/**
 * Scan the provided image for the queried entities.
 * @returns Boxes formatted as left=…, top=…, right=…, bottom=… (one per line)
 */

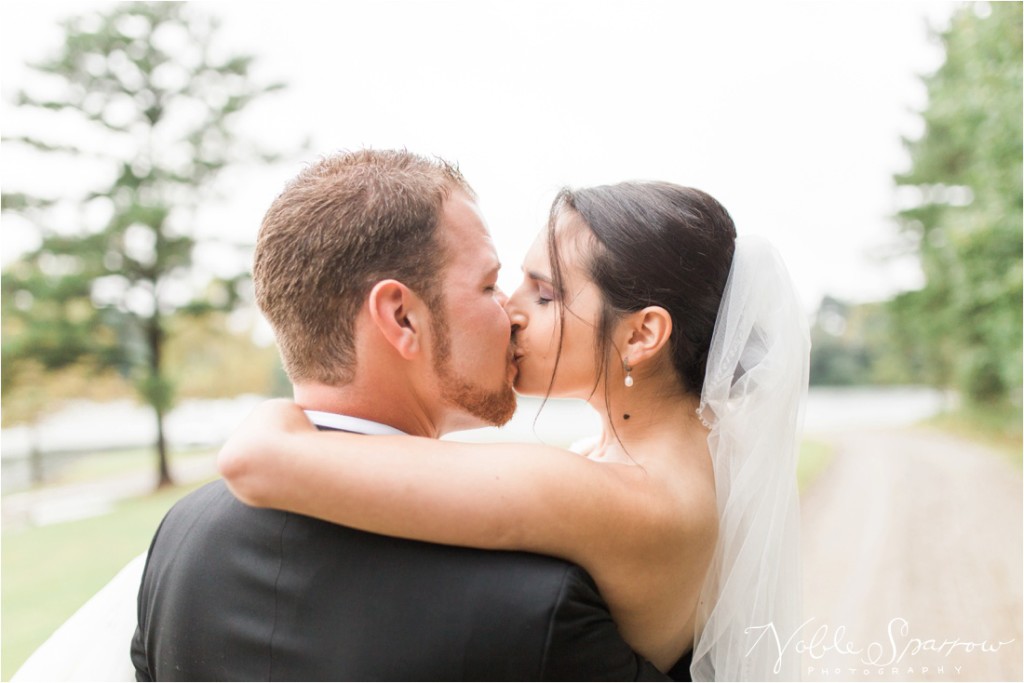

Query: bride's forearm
left=225, top=430, right=569, bottom=552
left=217, top=407, right=659, bottom=565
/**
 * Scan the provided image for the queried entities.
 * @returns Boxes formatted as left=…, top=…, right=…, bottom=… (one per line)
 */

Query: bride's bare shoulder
left=554, top=434, right=716, bottom=565
left=647, top=446, right=718, bottom=548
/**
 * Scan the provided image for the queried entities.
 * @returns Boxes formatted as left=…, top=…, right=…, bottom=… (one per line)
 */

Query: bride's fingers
left=218, top=400, right=307, bottom=502
left=241, top=399, right=314, bottom=434
left=264, top=399, right=315, bottom=433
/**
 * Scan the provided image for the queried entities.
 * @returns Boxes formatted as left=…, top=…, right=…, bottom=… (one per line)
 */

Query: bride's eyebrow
left=524, top=269, right=552, bottom=284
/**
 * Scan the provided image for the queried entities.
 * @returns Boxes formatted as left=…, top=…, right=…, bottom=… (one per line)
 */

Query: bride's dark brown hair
left=543, top=182, right=737, bottom=406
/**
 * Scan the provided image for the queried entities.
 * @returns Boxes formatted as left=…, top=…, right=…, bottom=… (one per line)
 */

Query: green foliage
left=164, top=313, right=281, bottom=399
left=2, top=2, right=287, bottom=485
left=809, top=296, right=920, bottom=386
left=891, top=3, right=1023, bottom=408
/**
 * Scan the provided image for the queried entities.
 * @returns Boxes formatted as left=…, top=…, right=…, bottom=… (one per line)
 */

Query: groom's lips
left=506, top=349, right=520, bottom=383
left=509, top=348, right=523, bottom=377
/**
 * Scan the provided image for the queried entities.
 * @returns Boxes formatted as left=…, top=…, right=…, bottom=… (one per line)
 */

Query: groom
left=131, top=150, right=671, bottom=681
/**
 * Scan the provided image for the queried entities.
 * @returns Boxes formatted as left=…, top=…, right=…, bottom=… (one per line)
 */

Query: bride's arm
left=217, top=400, right=673, bottom=571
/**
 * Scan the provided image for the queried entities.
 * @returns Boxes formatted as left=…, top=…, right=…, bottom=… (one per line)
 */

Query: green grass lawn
left=797, top=439, right=834, bottom=492
left=1, top=480, right=211, bottom=681
left=924, top=405, right=1023, bottom=467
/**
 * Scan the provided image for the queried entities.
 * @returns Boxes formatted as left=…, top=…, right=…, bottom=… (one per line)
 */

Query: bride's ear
left=367, top=279, right=427, bottom=359
left=620, top=306, right=673, bottom=366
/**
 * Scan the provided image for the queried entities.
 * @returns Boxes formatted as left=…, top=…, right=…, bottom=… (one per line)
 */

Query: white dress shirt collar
left=303, top=410, right=407, bottom=436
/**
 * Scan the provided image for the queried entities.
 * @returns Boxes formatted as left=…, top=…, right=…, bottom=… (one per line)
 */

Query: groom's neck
left=292, top=381, right=442, bottom=439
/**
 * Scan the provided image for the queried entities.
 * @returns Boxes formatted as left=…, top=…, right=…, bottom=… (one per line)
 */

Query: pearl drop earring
left=624, top=360, right=634, bottom=388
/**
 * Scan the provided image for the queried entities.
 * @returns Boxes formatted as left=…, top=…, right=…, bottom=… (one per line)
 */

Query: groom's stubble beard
left=430, top=306, right=517, bottom=427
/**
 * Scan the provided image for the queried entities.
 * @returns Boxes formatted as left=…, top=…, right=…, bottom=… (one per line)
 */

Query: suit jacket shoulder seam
left=267, top=511, right=292, bottom=681
left=537, top=563, right=577, bottom=679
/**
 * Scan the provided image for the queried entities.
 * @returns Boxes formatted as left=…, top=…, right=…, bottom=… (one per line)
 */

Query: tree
left=891, top=2, right=1022, bottom=407
left=809, top=296, right=922, bottom=387
left=2, top=2, right=286, bottom=487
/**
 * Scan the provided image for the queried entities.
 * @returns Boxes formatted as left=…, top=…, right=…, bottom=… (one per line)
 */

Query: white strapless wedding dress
left=12, top=553, right=145, bottom=682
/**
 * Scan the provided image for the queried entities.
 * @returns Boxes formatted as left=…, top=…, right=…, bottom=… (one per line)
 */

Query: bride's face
left=506, top=211, right=606, bottom=399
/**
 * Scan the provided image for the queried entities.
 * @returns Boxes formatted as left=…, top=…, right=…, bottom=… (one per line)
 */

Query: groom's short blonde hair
left=254, top=149, right=473, bottom=385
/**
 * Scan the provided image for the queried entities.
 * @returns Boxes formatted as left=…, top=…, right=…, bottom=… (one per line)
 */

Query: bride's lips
left=509, top=349, right=523, bottom=381
left=507, top=346, right=521, bottom=376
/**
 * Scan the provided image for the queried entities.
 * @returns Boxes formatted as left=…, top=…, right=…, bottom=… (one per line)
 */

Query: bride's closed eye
left=534, top=283, right=554, bottom=306
left=524, top=272, right=555, bottom=306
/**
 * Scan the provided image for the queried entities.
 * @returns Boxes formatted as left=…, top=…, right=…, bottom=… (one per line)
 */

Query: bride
left=13, top=180, right=808, bottom=682
left=217, top=181, right=810, bottom=680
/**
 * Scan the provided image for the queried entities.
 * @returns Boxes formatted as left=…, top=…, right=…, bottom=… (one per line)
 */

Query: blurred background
left=1, top=1, right=1020, bottom=680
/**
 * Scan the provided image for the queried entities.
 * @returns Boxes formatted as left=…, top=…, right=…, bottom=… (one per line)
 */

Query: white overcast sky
left=1, top=1, right=958, bottom=311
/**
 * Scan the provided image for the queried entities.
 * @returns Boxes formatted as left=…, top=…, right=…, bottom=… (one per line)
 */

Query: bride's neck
left=588, top=373, right=706, bottom=463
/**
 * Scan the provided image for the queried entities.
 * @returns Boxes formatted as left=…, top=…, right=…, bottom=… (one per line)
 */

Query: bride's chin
left=512, top=362, right=563, bottom=398
left=512, top=376, right=546, bottom=397
left=513, top=377, right=561, bottom=399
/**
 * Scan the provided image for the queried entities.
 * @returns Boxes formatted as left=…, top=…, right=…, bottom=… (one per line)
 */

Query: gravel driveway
left=799, top=428, right=1022, bottom=681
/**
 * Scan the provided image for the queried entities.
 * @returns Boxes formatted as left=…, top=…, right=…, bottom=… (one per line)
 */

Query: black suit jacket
left=131, top=480, right=684, bottom=681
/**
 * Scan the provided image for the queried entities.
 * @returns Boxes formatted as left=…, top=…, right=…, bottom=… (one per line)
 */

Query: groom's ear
left=367, top=279, right=428, bottom=360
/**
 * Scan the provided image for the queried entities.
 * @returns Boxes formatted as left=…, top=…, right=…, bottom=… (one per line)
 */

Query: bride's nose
left=504, top=289, right=527, bottom=334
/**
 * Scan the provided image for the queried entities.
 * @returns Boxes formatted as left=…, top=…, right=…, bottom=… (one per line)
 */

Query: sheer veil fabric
left=691, top=236, right=810, bottom=681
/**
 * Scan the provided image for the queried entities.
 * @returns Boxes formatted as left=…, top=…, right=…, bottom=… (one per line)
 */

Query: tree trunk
left=155, top=404, right=172, bottom=488
left=148, top=311, right=174, bottom=489
left=29, top=420, right=44, bottom=486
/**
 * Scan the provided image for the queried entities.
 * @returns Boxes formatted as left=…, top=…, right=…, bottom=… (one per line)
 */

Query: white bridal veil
left=691, top=236, right=810, bottom=681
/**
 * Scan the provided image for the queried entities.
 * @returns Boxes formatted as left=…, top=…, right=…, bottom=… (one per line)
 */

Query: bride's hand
left=217, top=399, right=315, bottom=506
left=244, top=398, right=316, bottom=434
